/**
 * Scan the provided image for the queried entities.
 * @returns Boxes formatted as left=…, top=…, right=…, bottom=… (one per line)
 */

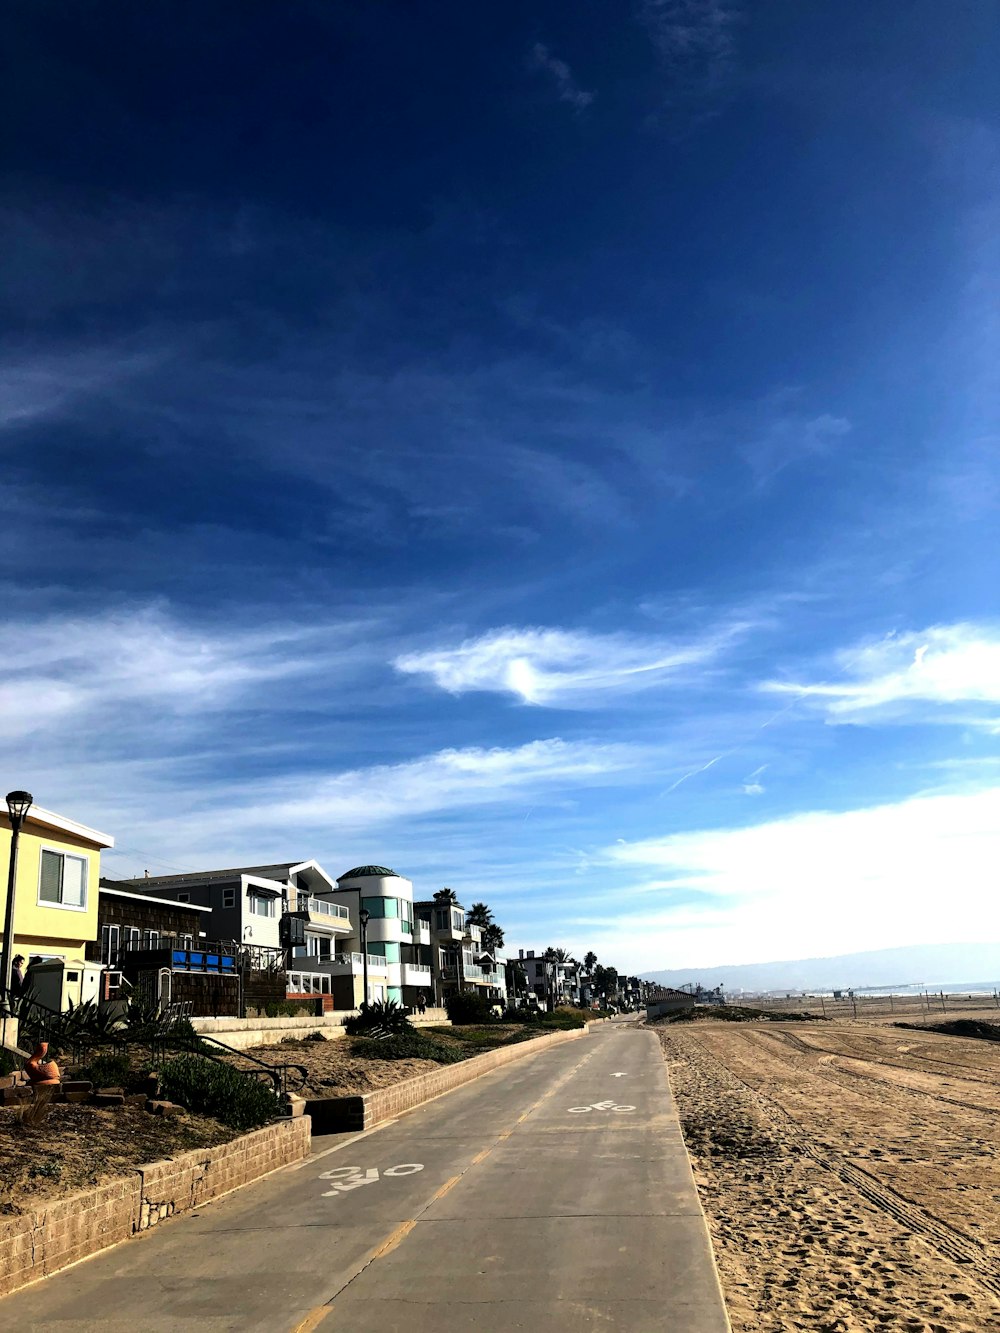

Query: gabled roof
left=8, top=804, right=115, bottom=849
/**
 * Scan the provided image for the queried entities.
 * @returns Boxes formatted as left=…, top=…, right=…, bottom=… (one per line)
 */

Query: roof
left=99, top=884, right=213, bottom=912
left=337, top=865, right=398, bottom=881
left=118, top=862, right=310, bottom=888
left=5, top=804, right=115, bottom=850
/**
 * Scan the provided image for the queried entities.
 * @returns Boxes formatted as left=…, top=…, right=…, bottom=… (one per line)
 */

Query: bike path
left=0, top=1023, right=730, bottom=1331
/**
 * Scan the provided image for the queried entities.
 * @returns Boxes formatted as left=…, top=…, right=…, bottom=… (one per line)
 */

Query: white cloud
left=602, top=787, right=1000, bottom=965
left=763, top=623, right=1000, bottom=723
left=741, top=763, right=766, bottom=795
left=394, top=624, right=737, bottom=705
left=527, top=44, right=594, bottom=113
left=0, top=345, right=159, bottom=433
left=0, top=605, right=342, bottom=738
left=637, top=0, right=739, bottom=109
left=93, top=737, right=641, bottom=877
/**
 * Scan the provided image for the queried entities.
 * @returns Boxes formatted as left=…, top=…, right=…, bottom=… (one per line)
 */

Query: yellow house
left=1, top=803, right=115, bottom=973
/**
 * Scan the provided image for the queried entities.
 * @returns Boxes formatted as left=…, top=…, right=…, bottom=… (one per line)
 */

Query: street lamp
left=359, top=907, right=371, bottom=1010
left=1, top=790, right=33, bottom=1021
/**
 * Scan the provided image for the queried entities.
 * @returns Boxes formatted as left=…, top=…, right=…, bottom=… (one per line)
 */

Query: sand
left=655, top=1019, right=1000, bottom=1332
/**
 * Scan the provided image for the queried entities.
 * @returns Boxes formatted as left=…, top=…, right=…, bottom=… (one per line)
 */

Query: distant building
left=646, top=988, right=696, bottom=1020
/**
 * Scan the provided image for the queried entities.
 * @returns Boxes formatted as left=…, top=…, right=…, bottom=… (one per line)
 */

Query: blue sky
left=3, top=1, right=999, bottom=972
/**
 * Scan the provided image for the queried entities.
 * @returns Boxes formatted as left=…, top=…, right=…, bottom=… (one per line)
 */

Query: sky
left=3, top=1, right=999, bottom=974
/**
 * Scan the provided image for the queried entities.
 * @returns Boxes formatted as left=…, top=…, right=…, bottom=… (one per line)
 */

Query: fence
left=744, top=992, right=1000, bottom=1020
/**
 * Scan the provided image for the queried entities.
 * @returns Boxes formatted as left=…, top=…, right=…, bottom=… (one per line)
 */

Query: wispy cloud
left=741, top=763, right=766, bottom=795
left=394, top=624, right=741, bottom=705
left=763, top=623, right=1000, bottom=726
left=0, top=345, right=159, bottom=434
left=637, top=0, right=740, bottom=117
left=527, top=44, right=595, bottom=113
left=604, top=786, right=1000, bottom=963
left=0, top=604, right=372, bottom=739
left=743, top=410, right=851, bottom=486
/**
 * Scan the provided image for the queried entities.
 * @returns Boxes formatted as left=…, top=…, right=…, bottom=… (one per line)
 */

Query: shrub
left=160, top=1055, right=279, bottom=1130
left=344, top=999, right=412, bottom=1037
left=82, top=1052, right=131, bottom=1089
left=0, top=1047, right=18, bottom=1076
left=351, top=1033, right=465, bottom=1064
left=444, top=991, right=497, bottom=1025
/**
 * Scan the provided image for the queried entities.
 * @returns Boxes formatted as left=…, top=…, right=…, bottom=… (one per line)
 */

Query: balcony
left=296, top=897, right=353, bottom=933
left=330, top=951, right=388, bottom=975
left=415, top=921, right=431, bottom=946
left=400, top=963, right=432, bottom=987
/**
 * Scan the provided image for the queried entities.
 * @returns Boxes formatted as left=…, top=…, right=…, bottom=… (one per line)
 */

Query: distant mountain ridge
left=642, top=942, right=1000, bottom=994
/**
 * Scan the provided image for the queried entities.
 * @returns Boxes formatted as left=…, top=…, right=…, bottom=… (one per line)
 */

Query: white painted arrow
left=610, top=1072, right=628, bottom=1078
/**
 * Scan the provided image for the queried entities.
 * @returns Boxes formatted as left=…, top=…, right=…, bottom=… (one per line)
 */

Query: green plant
left=0, top=1047, right=18, bottom=1076
left=82, top=1052, right=131, bottom=1089
left=29, top=1160, right=62, bottom=1179
left=351, top=1033, right=465, bottom=1064
left=344, top=999, right=412, bottom=1037
left=160, top=1055, right=279, bottom=1130
left=444, top=991, right=496, bottom=1025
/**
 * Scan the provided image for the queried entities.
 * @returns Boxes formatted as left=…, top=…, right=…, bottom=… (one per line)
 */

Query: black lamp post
left=359, top=907, right=371, bottom=1010
left=1, top=791, right=33, bottom=1021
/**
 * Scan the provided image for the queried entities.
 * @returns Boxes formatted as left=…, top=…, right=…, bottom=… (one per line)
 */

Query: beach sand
left=656, top=1019, right=1000, bottom=1332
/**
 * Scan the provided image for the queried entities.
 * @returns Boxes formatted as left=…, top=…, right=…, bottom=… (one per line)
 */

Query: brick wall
left=0, top=1117, right=310, bottom=1299
left=306, top=1026, right=586, bottom=1132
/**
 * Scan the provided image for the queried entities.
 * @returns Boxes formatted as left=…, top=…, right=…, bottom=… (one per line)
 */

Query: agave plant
left=344, top=998, right=413, bottom=1039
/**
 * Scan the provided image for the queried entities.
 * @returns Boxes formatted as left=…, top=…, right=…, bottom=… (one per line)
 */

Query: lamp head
left=359, top=908, right=371, bottom=930
left=6, top=791, right=32, bottom=827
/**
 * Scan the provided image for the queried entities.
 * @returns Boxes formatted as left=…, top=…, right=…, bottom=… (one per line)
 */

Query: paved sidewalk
left=0, top=1023, right=731, bottom=1331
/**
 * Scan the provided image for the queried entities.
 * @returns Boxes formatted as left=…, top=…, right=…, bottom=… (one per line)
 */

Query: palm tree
left=433, top=887, right=459, bottom=904
left=481, top=923, right=505, bottom=954
left=466, top=902, right=493, bottom=927
left=584, top=950, right=597, bottom=974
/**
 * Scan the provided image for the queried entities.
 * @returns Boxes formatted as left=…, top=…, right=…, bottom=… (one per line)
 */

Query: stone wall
left=192, top=1009, right=450, bottom=1050
left=306, top=1026, right=586, bottom=1133
left=0, top=1117, right=310, bottom=1298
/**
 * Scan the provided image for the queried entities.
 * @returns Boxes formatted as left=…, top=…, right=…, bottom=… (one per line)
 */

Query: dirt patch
left=0, top=1102, right=236, bottom=1215
left=647, top=1004, right=821, bottom=1025
left=659, top=1020, right=1000, bottom=1332
left=896, top=1019, right=1000, bottom=1043
left=245, top=1039, right=441, bottom=1096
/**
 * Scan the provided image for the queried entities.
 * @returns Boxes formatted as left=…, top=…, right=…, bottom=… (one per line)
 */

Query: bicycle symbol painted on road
left=567, top=1099, right=635, bottom=1114
left=319, top=1163, right=424, bottom=1196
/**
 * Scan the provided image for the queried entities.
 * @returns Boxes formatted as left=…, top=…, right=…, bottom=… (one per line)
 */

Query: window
left=361, top=896, right=398, bottom=919
left=180, top=934, right=193, bottom=948
left=100, top=924, right=120, bottom=965
left=122, top=927, right=140, bottom=951
left=38, top=849, right=88, bottom=909
left=434, top=909, right=448, bottom=931
left=249, top=893, right=275, bottom=918
left=222, top=888, right=236, bottom=909
left=142, top=930, right=159, bottom=949
left=452, top=909, right=464, bottom=933
left=177, top=892, right=190, bottom=903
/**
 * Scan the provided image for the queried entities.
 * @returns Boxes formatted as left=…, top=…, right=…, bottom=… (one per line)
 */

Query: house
left=86, top=884, right=242, bottom=1016
left=327, top=866, right=432, bottom=1010
left=120, top=860, right=348, bottom=1012
left=1, top=801, right=115, bottom=1009
left=413, top=896, right=508, bottom=1006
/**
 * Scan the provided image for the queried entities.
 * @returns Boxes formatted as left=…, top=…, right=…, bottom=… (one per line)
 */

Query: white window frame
left=37, top=846, right=89, bottom=913
left=249, top=892, right=276, bottom=918
left=100, top=923, right=120, bottom=965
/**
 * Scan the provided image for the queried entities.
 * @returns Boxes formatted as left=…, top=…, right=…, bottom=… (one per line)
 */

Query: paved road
left=2, top=1023, right=730, bottom=1331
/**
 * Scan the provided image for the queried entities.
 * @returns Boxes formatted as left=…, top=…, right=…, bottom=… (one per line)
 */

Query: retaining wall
left=306, top=1025, right=586, bottom=1133
left=0, top=1117, right=310, bottom=1298
left=191, top=1010, right=449, bottom=1050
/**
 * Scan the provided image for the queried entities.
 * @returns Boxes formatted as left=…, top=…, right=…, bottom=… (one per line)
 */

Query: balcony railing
left=330, top=951, right=388, bottom=974
left=297, top=896, right=351, bottom=922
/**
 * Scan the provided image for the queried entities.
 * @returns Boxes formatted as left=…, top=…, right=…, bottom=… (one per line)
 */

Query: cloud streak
left=394, top=624, right=741, bottom=705
left=527, top=44, right=595, bottom=113
left=763, top=623, right=1000, bottom=725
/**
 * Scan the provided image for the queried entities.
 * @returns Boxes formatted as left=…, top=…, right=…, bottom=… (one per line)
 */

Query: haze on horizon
left=3, top=2, right=999, bottom=974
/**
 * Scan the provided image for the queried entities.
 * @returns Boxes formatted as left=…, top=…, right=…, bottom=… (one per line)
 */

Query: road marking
left=431, top=1174, right=463, bottom=1201
left=610, top=1072, right=628, bottom=1078
left=319, top=1164, right=424, bottom=1196
left=369, top=1217, right=417, bottom=1259
left=568, top=1100, right=636, bottom=1114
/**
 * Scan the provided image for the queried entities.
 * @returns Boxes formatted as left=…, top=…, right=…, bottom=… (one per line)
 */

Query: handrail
left=177, top=1031, right=308, bottom=1095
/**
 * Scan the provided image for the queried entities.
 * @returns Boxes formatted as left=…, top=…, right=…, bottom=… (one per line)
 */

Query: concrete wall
left=0, top=1118, right=310, bottom=1299
left=191, top=1009, right=450, bottom=1050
